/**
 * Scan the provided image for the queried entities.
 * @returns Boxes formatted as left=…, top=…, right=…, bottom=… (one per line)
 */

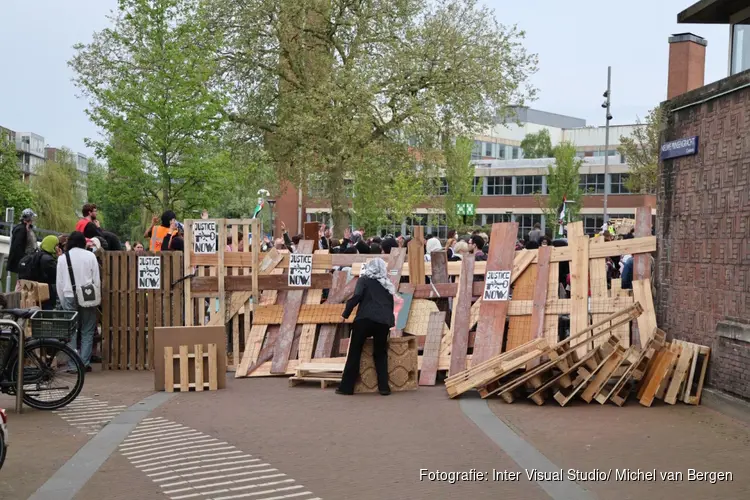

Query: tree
left=618, top=105, right=662, bottom=194
left=542, top=142, right=582, bottom=237
left=31, top=148, right=80, bottom=233
left=70, top=0, right=230, bottom=216
left=0, top=137, right=33, bottom=222
left=209, top=0, right=537, bottom=236
left=443, top=136, right=479, bottom=233
left=520, top=129, right=554, bottom=159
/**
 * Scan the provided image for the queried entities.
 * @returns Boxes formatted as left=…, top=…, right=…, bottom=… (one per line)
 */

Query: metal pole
left=603, top=66, right=612, bottom=226
left=4, top=208, right=14, bottom=293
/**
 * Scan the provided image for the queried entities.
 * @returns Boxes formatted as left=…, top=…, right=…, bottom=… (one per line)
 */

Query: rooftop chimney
left=667, top=33, right=707, bottom=100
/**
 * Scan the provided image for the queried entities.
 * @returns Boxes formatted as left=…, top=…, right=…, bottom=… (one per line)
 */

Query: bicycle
left=0, top=308, right=85, bottom=410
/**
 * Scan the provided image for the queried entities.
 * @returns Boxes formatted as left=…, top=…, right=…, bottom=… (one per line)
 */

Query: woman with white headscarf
left=424, top=236, right=442, bottom=262
left=338, top=258, right=395, bottom=395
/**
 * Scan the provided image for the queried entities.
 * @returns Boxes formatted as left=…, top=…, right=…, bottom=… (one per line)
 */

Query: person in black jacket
left=7, top=208, right=38, bottom=276
left=338, top=258, right=395, bottom=396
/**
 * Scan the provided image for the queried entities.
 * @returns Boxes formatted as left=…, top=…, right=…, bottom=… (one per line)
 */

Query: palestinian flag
left=557, top=196, right=567, bottom=236
left=252, top=199, right=265, bottom=219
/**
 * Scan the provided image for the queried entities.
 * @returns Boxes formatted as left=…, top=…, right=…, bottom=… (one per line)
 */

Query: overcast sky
left=0, top=0, right=731, bottom=157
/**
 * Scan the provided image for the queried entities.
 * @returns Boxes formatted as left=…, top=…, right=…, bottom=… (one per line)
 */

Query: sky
left=0, top=0, right=732, bottom=158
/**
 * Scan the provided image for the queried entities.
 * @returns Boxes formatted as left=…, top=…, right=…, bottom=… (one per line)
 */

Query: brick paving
left=2, top=369, right=750, bottom=500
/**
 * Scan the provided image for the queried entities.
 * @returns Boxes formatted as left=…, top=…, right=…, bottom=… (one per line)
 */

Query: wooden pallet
left=164, top=344, right=219, bottom=392
left=289, top=376, right=341, bottom=389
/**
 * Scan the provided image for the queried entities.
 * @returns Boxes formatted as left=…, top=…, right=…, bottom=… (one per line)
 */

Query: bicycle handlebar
left=0, top=309, right=36, bottom=320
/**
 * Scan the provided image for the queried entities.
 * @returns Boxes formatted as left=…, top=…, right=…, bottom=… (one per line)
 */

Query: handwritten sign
left=193, top=221, right=217, bottom=254
left=288, top=254, right=313, bottom=287
left=483, top=270, right=511, bottom=301
left=138, top=256, right=161, bottom=290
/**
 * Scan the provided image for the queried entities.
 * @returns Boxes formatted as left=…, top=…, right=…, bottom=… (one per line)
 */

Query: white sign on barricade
left=193, top=221, right=217, bottom=254
left=483, top=270, right=511, bottom=301
left=138, top=256, right=161, bottom=289
left=288, top=254, right=313, bottom=287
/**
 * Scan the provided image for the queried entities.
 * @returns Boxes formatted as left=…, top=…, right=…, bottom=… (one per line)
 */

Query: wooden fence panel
left=101, top=251, right=184, bottom=370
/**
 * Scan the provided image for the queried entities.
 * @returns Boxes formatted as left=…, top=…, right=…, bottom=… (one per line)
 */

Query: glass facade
left=471, top=140, right=508, bottom=160
left=517, top=214, right=542, bottom=239
left=610, top=173, right=630, bottom=194
left=516, top=175, right=543, bottom=195
left=486, top=176, right=513, bottom=195
left=579, top=174, right=606, bottom=194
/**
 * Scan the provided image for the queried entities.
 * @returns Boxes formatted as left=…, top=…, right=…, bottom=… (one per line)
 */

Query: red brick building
left=658, top=1, right=750, bottom=399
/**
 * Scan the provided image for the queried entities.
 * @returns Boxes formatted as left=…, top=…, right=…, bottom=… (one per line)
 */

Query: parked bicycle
left=0, top=307, right=85, bottom=410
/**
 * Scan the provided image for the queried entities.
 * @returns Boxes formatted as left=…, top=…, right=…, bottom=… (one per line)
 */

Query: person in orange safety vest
left=145, top=210, right=177, bottom=252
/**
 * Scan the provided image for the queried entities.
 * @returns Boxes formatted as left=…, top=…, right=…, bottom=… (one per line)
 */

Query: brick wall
left=658, top=71, right=750, bottom=397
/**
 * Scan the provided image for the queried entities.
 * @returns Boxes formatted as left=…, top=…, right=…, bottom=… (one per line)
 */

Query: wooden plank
left=632, top=279, right=656, bottom=346
left=137, top=285, right=145, bottom=370
left=589, top=238, right=611, bottom=349
left=111, top=252, right=120, bottom=369
left=631, top=206, right=652, bottom=347
left=164, top=346, right=174, bottom=392
left=655, top=344, right=681, bottom=400
left=251, top=219, right=260, bottom=309
left=419, top=311, right=446, bottom=386
left=683, top=343, right=699, bottom=403
left=217, top=220, right=227, bottom=328
left=304, top=222, right=320, bottom=251
left=665, top=343, right=693, bottom=404
left=473, top=222, right=519, bottom=364
left=506, top=264, right=537, bottom=351
left=531, top=246, right=552, bottom=340
left=543, top=257, right=560, bottom=346
left=128, top=252, right=137, bottom=369
left=408, top=238, right=426, bottom=286
left=430, top=251, right=450, bottom=284
left=191, top=273, right=333, bottom=293
left=298, top=289, right=323, bottom=363
left=208, top=343, right=218, bottom=390
left=639, top=347, right=677, bottom=407
left=101, top=252, right=110, bottom=370
left=172, top=252, right=183, bottom=326
left=689, top=346, right=710, bottom=405
left=581, top=344, right=629, bottom=403
left=387, top=248, right=408, bottom=337
left=152, top=273, right=163, bottom=370
left=314, top=270, right=349, bottom=359
left=194, top=344, right=204, bottom=392
left=162, top=253, right=172, bottom=326
left=179, top=345, right=190, bottom=392
left=147, top=286, right=155, bottom=369
left=271, top=240, right=314, bottom=373
left=184, top=221, right=194, bottom=326
left=448, top=253, right=476, bottom=375
left=569, top=227, right=590, bottom=356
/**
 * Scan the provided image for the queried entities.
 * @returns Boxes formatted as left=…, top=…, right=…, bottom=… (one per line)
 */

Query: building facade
left=15, top=132, right=46, bottom=181
left=274, top=108, right=653, bottom=239
left=657, top=0, right=750, bottom=400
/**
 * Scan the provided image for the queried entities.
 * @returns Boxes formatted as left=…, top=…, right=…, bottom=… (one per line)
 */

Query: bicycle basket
left=30, top=310, right=78, bottom=340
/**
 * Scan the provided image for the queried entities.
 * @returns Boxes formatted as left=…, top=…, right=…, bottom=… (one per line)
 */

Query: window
left=515, top=175, right=543, bottom=195
left=308, top=175, right=325, bottom=198
left=472, top=140, right=482, bottom=159
left=517, top=214, right=542, bottom=240
left=438, top=177, right=449, bottom=195
left=497, top=146, right=506, bottom=160
left=583, top=215, right=604, bottom=236
left=485, top=142, right=493, bottom=157
left=428, top=214, right=449, bottom=240
left=485, top=213, right=512, bottom=225
left=579, top=174, right=605, bottom=194
left=406, top=214, right=427, bottom=237
left=732, top=19, right=750, bottom=75
left=512, top=147, right=520, bottom=159
left=486, top=176, right=512, bottom=195
left=381, top=215, right=403, bottom=237
left=306, top=212, right=329, bottom=225
left=472, top=176, right=482, bottom=194
left=610, top=173, right=630, bottom=194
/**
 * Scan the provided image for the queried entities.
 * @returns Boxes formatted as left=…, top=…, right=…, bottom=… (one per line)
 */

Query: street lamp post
left=602, top=66, right=613, bottom=227
left=267, top=199, right=276, bottom=239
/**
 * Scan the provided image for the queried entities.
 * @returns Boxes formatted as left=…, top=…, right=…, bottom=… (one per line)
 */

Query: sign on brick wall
left=660, top=136, right=699, bottom=160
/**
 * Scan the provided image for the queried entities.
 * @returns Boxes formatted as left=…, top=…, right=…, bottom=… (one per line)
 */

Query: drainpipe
left=298, top=188, right=303, bottom=235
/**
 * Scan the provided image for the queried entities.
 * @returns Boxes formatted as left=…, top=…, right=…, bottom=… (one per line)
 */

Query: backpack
left=17, top=250, right=43, bottom=281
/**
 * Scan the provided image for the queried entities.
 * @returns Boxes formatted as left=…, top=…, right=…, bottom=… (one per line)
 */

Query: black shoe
left=379, top=390, right=391, bottom=396
left=85, top=366, right=92, bottom=373
left=335, top=389, right=352, bottom=395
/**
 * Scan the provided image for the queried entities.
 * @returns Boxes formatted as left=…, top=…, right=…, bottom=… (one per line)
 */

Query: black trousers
left=339, top=319, right=391, bottom=394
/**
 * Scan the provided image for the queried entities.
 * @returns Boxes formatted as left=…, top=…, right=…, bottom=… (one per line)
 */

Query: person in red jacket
left=75, top=203, right=97, bottom=233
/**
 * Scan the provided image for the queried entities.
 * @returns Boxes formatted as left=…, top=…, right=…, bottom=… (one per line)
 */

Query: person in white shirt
left=56, top=231, right=101, bottom=372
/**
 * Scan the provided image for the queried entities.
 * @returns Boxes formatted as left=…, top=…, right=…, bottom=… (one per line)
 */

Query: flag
left=557, top=196, right=567, bottom=236
left=252, top=199, right=265, bottom=218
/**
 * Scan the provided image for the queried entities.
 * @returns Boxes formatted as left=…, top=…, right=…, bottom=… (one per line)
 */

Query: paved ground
left=1, top=367, right=749, bottom=500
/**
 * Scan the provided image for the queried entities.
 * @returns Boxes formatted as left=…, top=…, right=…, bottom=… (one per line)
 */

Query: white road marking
left=53, top=396, right=127, bottom=435
left=120, top=419, right=320, bottom=500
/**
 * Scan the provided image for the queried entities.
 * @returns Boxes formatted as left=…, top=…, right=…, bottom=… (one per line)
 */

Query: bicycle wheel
left=9, top=339, right=85, bottom=410
left=0, top=431, right=5, bottom=471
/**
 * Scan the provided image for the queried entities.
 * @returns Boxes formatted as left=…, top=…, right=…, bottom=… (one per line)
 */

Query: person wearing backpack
left=56, top=231, right=101, bottom=372
left=7, top=209, right=38, bottom=290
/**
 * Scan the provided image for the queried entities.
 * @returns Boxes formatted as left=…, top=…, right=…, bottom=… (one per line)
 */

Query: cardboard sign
left=138, top=256, right=161, bottom=289
left=193, top=221, right=217, bottom=254
left=483, top=270, right=511, bottom=301
left=288, top=254, right=313, bottom=287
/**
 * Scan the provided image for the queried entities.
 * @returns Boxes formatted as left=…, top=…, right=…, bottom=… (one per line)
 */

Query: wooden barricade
left=101, top=251, right=184, bottom=370
left=164, top=343, right=219, bottom=392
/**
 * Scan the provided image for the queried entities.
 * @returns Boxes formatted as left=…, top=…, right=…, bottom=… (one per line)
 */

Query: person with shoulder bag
left=56, top=231, right=101, bottom=372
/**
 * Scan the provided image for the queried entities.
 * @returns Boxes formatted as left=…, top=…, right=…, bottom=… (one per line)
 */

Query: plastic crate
left=30, top=310, right=78, bottom=340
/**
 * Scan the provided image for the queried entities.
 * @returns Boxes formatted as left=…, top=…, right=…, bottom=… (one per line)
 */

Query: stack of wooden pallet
left=446, top=303, right=711, bottom=407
